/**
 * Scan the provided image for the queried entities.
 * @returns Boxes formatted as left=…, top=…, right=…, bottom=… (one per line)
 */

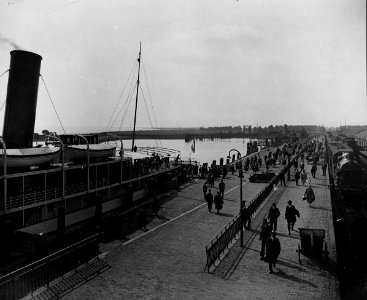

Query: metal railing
left=0, top=233, right=101, bottom=300
left=205, top=143, right=306, bottom=272
left=205, top=213, right=242, bottom=272
left=204, top=175, right=279, bottom=272
left=0, top=164, right=180, bottom=213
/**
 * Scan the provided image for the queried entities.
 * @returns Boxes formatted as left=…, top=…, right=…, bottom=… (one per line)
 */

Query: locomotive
left=331, top=138, right=366, bottom=202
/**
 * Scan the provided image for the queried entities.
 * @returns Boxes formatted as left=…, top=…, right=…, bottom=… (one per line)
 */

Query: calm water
left=114, top=138, right=253, bottom=165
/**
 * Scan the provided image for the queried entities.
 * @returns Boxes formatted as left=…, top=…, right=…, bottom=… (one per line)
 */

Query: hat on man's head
left=272, top=203, right=276, bottom=207
left=287, top=200, right=292, bottom=205
left=263, top=218, right=267, bottom=223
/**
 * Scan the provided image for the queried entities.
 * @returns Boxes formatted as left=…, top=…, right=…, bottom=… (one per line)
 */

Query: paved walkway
left=34, top=147, right=339, bottom=300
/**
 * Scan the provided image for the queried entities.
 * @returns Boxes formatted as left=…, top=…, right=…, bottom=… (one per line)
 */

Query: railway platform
left=25, top=147, right=340, bottom=300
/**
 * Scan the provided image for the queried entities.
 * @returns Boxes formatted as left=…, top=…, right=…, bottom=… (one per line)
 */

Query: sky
left=0, top=0, right=365, bottom=134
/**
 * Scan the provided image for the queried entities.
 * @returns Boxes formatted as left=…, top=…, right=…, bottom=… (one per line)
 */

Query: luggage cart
left=296, top=228, right=328, bottom=264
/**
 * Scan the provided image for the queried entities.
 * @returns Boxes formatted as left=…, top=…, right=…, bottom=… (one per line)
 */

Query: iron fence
left=0, top=233, right=101, bottom=300
left=205, top=143, right=306, bottom=272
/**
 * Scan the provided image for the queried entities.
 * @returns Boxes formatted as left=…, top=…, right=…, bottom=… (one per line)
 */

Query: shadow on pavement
left=216, top=212, right=235, bottom=217
left=276, top=232, right=301, bottom=240
left=277, top=258, right=306, bottom=272
left=275, top=268, right=319, bottom=288
left=223, top=197, right=239, bottom=202
left=310, top=206, right=331, bottom=211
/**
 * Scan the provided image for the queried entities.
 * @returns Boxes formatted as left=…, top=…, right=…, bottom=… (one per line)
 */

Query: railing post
left=107, top=133, right=124, bottom=184
left=0, top=138, right=7, bottom=212
left=75, top=134, right=89, bottom=194
left=47, top=134, right=65, bottom=209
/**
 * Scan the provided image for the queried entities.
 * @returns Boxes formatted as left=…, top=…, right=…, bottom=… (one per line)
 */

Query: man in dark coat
left=205, top=189, right=214, bottom=212
left=260, top=219, right=272, bottom=260
left=294, top=169, right=300, bottom=185
left=202, top=183, right=208, bottom=199
left=311, top=164, right=317, bottom=178
left=242, top=204, right=252, bottom=229
left=322, top=161, right=327, bottom=176
left=214, top=191, right=223, bottom=214
left=279, top=172, right=286, bottom=186
left=219, top=179, right=225, bottom=197
left=266, top=231, right=281, bottom=274
left=268, top=203, right=280, bottom=231
left=285, top=200, right=299, bottom=234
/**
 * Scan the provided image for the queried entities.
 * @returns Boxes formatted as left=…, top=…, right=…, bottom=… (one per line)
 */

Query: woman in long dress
left=214, top=191, right=223, bottom=214
left=300, top=169, right=308, bottom=186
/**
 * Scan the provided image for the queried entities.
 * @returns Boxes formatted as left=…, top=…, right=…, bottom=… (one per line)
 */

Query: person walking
left=303, top=184, right=315, bottom=207
left=210, top=174, right=215, bottom=187
left=219, top=179, right=225, bottom=198
left=265, top=231, right=281, bottom=274
left=205, top=189, right=214, bottom=212
left=260, top=219, right=272, bottom=260
left=300, top=169, right=307, bottom=186
left=285, top=200, right=299, bottom=235
left=294, top=169, right=300, bottom=186
left=214, top=191, right=223, bottom=214
left=268, top=203, right=280, bottom=231
left=300, top=160, right=305, bottom=171
left=279, top=172, right=286, bottom=186
left=202, top=183, right=208, bottom=199
left=322, top=161, right=327, bottom=176
left=242, top=205, right=252, bottom=229
left=311, top=164, right=317, bottom=178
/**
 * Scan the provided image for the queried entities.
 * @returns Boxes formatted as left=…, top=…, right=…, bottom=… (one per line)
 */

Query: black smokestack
left=2, top=50, right=42, bottom=148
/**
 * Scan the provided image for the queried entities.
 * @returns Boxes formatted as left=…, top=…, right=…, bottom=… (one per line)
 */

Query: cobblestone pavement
left=61, top=149, right=339, bottom=300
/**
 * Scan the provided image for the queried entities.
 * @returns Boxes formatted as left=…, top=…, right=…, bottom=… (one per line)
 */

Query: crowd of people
left=135, top=138, right=327, bottom=276
left=258, top=139, right=328, bottom=274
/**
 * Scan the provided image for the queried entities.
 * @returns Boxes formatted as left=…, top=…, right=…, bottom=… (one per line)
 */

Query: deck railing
left=0, top=233, right=101, bottom=300
left=0, top=164, right=180, bottom=213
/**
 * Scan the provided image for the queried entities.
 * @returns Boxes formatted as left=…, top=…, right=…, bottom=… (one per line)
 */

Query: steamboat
left=0, top=50, right=181, bottom=259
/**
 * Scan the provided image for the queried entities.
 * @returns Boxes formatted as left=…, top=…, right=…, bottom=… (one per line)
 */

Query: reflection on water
left=115, top=138, right=252, bottom=165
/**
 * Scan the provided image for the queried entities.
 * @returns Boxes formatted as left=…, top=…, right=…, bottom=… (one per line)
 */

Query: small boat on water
left=0, top=147, right=61, bottom=168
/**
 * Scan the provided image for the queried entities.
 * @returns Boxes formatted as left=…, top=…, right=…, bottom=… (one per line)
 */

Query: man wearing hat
left=268, top=203, right=280, bottom=231
left=265, top=231, right=281, bottom=274
left=285, top=200, right=300, bottom=235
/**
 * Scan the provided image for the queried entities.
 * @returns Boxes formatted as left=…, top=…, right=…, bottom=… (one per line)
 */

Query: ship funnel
left=2, top=50, right=42, bottom=148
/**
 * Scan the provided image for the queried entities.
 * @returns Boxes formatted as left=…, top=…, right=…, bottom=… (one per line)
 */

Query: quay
left=24, top=142, right=340, bottom=300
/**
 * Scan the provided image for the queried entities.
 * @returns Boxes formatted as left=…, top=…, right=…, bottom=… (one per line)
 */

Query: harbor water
left=114, top=138, right=253, bottom=165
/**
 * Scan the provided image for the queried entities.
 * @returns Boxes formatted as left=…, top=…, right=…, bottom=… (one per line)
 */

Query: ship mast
left=132, top=42, right=141, bottom=151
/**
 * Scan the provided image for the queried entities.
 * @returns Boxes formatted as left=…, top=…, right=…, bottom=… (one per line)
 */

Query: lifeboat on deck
left=0, top=147, right=61, bottom=168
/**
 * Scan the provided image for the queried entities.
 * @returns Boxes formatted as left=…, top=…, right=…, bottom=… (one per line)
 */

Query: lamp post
left=228, top=149, right=244, bottom=247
